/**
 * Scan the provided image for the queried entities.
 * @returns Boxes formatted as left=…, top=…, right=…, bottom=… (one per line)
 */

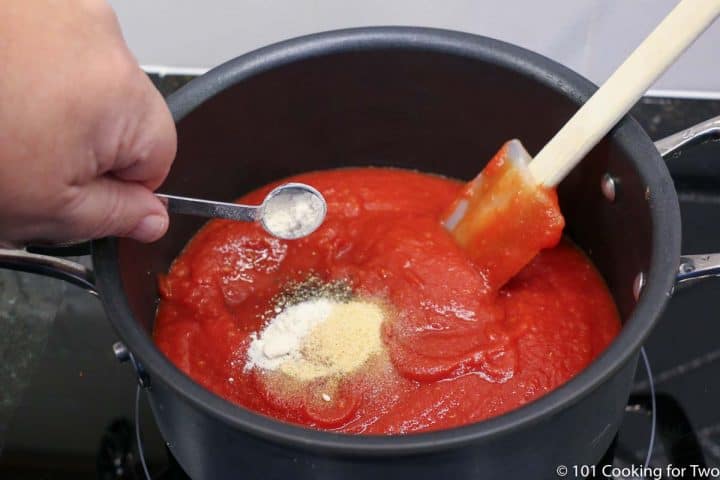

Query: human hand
left=0, top=0, right=176, bottom=247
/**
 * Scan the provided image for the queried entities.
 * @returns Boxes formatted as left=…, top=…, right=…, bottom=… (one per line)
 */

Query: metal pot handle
left=0, top=245, right=98, bottom=295
left=654, top=114, right=720, bottom=285
left=654, top=114, right=720, bottom=157
left=0, top=243, right=147, bottom=385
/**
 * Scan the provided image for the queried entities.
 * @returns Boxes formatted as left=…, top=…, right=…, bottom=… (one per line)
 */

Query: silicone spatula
left=443, top=0, right=720, bottom=291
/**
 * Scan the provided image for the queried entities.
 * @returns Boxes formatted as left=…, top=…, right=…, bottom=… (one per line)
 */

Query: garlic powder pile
left=245, top=297, right=385, bottom=381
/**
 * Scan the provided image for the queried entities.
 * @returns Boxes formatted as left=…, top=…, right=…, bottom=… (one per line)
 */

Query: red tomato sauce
left=154, top=168, right=620, bottom=434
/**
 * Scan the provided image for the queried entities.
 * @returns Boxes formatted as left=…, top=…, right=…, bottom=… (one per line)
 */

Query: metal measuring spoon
left=157, top=183, right=327, bottom=240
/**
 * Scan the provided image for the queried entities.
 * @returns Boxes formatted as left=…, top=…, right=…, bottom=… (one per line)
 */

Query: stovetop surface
left=1, top=77, right=719, bottom=479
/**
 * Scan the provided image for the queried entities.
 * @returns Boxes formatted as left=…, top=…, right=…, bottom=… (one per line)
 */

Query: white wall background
left=109, top=0, right=720, bottom=97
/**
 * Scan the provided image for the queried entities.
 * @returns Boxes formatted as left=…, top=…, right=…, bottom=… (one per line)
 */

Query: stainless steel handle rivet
left=601, top=173, right=617, bottom=202
left=633, top=272, right=646, bottom=301
left=113, top=341, right=150, bottom=388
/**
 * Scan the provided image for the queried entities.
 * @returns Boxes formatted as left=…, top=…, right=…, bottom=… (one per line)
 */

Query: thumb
left=69, top=176, right=169, bottom=242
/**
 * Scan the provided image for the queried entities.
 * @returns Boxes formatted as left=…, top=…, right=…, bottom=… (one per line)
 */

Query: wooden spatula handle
left=529, top=0, right=720, bottom=187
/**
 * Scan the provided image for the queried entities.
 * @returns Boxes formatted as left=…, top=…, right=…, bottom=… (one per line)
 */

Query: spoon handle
left=156, top=194, right=259, bottom=222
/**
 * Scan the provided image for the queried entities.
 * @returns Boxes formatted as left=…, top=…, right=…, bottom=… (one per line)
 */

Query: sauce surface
left=154, top=168, right=620, bottom=434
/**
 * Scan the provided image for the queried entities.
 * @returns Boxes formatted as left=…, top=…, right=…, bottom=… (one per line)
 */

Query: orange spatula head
left=442, top=140, right=565, bottom=291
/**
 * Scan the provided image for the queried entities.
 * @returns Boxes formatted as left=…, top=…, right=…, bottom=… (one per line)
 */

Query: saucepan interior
left=96, top=27, right=680, bottom=448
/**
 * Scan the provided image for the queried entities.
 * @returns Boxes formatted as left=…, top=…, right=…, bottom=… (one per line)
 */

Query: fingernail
left=130, top=214, right=167, bottom=242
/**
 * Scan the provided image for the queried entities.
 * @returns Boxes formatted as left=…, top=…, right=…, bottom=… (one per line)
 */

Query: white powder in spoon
left=261, top=189, right=325, bottom=238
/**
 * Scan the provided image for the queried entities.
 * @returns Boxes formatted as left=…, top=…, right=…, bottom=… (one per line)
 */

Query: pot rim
left=94, top=26, right=681, bottom=456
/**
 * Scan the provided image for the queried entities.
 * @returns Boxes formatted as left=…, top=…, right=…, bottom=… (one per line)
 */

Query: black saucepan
left=2, top=27, right=720, bottom=480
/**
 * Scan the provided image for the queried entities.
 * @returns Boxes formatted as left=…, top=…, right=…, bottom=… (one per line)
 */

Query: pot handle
left=0, top=246, right=98, bottom=295
left=654, top=114, right=720, bottom=285
left=677, top=254, right=720, bottom=284
left=654, top=114, right=720, bottom=157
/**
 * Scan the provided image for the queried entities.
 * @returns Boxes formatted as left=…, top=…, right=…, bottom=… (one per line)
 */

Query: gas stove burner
left=96, top=391, right=190, bottom=479
left=97, top=419, right=139, bottom=480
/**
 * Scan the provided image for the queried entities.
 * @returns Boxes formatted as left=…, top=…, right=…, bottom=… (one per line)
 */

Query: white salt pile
left=246, top=298, right=334, bottom=371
